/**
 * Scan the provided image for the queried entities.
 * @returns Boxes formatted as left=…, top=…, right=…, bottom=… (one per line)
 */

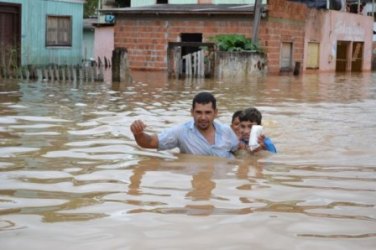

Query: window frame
left=45, top=15, right=72, bottom=47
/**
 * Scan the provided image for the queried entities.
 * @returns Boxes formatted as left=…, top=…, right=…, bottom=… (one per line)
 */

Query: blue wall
left=83, top=28, right=95, bottom=61
left=0, top=0, right=84, bottom=65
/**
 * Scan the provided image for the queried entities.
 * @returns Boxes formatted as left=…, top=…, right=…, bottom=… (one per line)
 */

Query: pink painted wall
left=304, top=9, right=373, bottom=72
left=94, top=26, right=114, bottom=63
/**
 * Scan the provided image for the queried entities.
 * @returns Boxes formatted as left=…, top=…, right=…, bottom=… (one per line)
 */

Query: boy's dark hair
left=192, top=92, right=217, bottom=110
left=239, top=107, right=262, bottom=125
left=231, top=110, right=242, bottom=123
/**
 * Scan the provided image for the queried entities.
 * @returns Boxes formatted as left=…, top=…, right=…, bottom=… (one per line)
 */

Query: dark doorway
left=336, top=41, right=350, bottom=72
left=0, top=3, right=21, bottom=67
left=167, top=41, right=215, bottom=78
left=351, top=42, right=363, bottom=72
left=180, top=33, right=203, bottom=57
left=157, top=0, right=168, bottom=4
left=115, top=0, right=130, bottom=7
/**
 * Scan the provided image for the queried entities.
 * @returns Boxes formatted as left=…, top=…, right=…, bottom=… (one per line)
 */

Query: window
left=115, top=0, right=130, bottom=7
left=157, top=0, right=168, bottom=4
left=46, top=15, right=72, bottom=47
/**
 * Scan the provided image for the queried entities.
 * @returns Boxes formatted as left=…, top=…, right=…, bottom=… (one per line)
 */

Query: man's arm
left=130, top=120, right=159, bottom=149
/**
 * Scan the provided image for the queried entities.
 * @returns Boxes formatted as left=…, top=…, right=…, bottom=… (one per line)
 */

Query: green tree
left=84, top=0, right=130, bottom=17
left=209, top=34, right=262, bottom=52
left=84, top=0, right=99, bottom=18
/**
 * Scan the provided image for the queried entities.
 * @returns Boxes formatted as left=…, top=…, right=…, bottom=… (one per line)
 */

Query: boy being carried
left=235, top=107, right=277, bottom=154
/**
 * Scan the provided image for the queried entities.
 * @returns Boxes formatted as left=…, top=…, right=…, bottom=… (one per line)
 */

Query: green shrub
left=209, top=34, right=262, bottom=52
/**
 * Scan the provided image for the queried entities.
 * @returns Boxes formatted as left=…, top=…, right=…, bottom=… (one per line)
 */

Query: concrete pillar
left=112, top=47, right=130, bottom=82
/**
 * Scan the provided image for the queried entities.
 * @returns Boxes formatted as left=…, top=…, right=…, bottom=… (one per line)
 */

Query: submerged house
left=291, top=0, right=374, bottom=72
left=101, top=0, right=373, bottom=75
left=361, top=1, right=376, bottom=69
left=0, top=0, right=85, bottom=66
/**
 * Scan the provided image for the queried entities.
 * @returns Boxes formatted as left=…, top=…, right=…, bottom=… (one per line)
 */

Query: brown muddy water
left=0, top=71, right=376, bottom=250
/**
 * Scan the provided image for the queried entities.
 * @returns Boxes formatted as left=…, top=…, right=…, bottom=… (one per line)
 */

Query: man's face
left=191, top=102, right=217, bottom=131
left=239, top=120, right=257, bottom=141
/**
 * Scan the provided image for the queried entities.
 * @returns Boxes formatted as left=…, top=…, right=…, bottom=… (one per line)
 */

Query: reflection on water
left=0, top=72, right=376, bottom=249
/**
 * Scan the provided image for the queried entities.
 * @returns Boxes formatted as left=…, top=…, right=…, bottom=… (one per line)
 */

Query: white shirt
left=158, top=120, right=238, bottom=159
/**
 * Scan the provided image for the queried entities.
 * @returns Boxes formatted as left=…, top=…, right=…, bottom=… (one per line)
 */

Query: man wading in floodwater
left=130, top=92, right=239, bottom=159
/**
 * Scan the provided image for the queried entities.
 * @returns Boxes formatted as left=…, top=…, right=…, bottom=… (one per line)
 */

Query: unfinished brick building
left=104, top=0, right=372, bottom=74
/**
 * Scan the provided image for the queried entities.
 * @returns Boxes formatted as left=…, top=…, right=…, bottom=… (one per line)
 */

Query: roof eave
left=103, top=11, right=255, bottom=16
left=99, top=4, right=268, bottom=16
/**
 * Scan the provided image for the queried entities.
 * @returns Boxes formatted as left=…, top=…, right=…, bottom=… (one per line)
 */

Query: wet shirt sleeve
left=157, top=121, right=239, bottom=159
left=157, top=125, right=181, bottom=151
left=264, top=137, right=277, bottom=153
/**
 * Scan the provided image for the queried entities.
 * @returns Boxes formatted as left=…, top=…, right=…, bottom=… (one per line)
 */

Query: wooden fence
left=0, top=63, right=105, bottom=82
left=182, top=50, right=205, bottom=78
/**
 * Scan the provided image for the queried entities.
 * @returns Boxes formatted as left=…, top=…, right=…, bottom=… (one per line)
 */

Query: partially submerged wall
left=321, top=10, right=371, bottom=71
left=114, top=16, right=254, bottom=71
left=215, top=51, right=267, bottom=80
left=264, top=0, right=307, bottom=73
left=113, top=0, right=372, bottom=74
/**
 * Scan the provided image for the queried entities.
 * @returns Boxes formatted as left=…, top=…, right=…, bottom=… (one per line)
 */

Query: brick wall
left=114, top=0, right=309, bottom=74
left=114, top=18, right=168, bottom=70
left=264, top=0, right=308, bottom=73
left=268, top=0, right=308, bottom=21
left=114, top=16, right=254, bottom=71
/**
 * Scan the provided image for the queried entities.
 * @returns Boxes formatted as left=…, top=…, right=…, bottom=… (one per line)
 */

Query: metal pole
left=97, top=0, right=101, bottom=22
left=252, top=0, right=262, bottom=45
left=358, top=0, right=360, bottom=13
left=97, top=0, right=102, bottom=23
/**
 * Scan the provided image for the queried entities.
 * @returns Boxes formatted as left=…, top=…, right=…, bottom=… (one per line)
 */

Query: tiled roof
left=100, top=4, right=264, bottom=15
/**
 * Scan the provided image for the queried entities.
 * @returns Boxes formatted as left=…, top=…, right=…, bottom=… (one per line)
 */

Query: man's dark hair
left=239, top=107, right=262, bottom=125
left=231, top=110, right=242, bottom=123
left=192, top=92, right=217, bottom=110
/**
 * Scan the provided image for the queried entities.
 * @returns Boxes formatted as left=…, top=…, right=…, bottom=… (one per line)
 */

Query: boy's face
left=239, top=120, right=258, bottom=141
left=231, top=117, right=241, bottom=138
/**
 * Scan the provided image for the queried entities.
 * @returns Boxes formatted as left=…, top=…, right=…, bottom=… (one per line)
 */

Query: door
left=351, top=42, right=363, bottom=72
left=336, top=40, right=350, bottom=72
left=280, top=42, right=292, bottom=72
left=0, top=3, right=21, bottom=67
left=180, top=33, right=203, bottom=57
left=307, top=42, right=319, bottom=69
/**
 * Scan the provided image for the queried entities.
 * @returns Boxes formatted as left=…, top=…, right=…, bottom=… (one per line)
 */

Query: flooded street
left=0, top=71, right=376, bottom=249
